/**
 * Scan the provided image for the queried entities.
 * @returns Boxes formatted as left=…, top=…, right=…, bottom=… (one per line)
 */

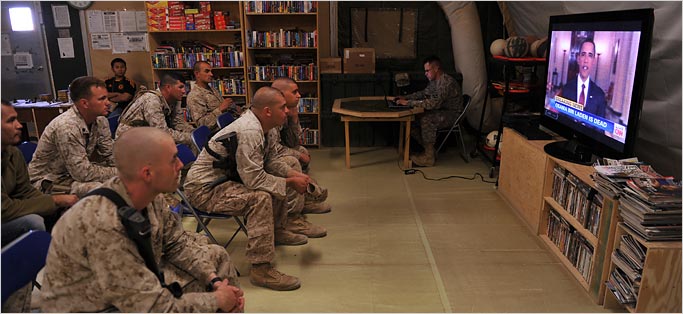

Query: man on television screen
left=561, top=39, right=607, bottom=118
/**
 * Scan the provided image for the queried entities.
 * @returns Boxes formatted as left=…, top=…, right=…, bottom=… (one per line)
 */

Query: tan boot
left=302, top=201, right=332, bottom=214
left=249, top=263, right=301, bottom=291
left=274, top=229, right=308, bottom=246
left=286, top=214, right=327, bottom=238
left=410, top=145, right=436, bottom=167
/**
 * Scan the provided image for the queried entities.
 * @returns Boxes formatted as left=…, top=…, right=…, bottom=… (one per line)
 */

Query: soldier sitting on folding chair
left=184, top=87, right=319, bottom=291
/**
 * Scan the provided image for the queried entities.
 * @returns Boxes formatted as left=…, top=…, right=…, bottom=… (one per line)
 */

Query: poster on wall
left=111, top=33, right=148, bottom=54
left=13, top=52, right=33, bottom=69
left=52, top=5, right=71, bottom=28
left=1, top=34, right=12, bottom=56
left=136, top=11, right=147, bottom=32
left=91, top=33, right=112, bottom=50
left=57, top=38, right=75, bottom=58
left=119, top=11, right=138, bottom=32
left=103, top=11, right=120, bottom=33
left=87, top=10, right=105, bottom=33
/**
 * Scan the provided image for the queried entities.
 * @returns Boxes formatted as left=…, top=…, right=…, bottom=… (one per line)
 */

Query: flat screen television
left=540, top=8, right=654, bottom=164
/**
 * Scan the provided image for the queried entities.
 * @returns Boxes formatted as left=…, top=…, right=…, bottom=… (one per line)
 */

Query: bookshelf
left=146, top=1, right=247, bottom=106
left=243, top=1, right=320, bottom=147
left=499, top=127, right=619, bottom=304
left=603, top=223, right=681, bottom=313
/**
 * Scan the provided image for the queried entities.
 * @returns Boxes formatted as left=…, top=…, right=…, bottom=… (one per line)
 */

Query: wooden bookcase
left=603, top=223, right=682, bottom=313
left=499, top=127, right=619, bottom=304
left=242, top=1, right=321, bottom=147
left=146, top=1, right=248, bottom=108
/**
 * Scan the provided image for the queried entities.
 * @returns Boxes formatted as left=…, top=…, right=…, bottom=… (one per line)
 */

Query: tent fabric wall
left=500, top=1, right=681, bottom=179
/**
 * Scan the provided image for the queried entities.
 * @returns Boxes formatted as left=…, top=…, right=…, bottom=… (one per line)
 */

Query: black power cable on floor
left=397, top=160, right=497, bottom=183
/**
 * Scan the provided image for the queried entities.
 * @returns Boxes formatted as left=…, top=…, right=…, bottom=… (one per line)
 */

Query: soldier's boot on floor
left=410, top=145, right=436, bottom=167
left=302, top=201, right=332, bottom=214
left=250, top=263, right=301, bottom=291
left=274, top=228, right=308, bottom=246
left=286, top=214, right=327, bottom=238
left=306, top=180, right=328, bottom=203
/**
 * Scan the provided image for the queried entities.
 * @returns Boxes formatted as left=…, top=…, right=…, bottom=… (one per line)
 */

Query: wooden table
left=13, top=103, right=71, bottom=139
left=332, top=96, right=424, bottom=169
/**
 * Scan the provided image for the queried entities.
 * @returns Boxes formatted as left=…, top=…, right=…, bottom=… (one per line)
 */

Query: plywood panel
left=86, top=1, right=152, bottom=88
left=498, top=128, right=552, bottom=232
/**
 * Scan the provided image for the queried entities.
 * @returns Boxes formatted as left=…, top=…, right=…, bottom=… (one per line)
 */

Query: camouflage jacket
left=41, top=177, right=219, bottom=312
left=186, top=84, right=223, bottom=131
left=27, top=106, right=116, bottom=189
left=268, top=123, right=301, bottom=160
left=116, top=89, right=193, bottom=145
left=184, top=109, right=292, bottom=207
left=404, top=73, right=463, bottom=112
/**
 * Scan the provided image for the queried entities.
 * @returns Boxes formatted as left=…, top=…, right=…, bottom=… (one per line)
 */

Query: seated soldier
left=116, top=73, right=194, bottom=146
left=271, top=77, right=332, bottom=215
left=1, top=100, right=78, bottom=313
left=41, top=127, right=244, bottom=312
left=28, top=77, right=117, bottom=197
left=184, top=87, right=314, bottom=291
left=186, top=61, right=241, bottom=131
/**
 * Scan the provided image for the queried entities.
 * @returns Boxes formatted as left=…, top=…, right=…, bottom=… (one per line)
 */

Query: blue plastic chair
left=191, top=125, right=211, bottom=152
left=174, top=144, right=247, bottom=248
left=17, top=141, right=37, bottom=164
left=1, top=230, right=51, bottom=303
left=108, top=114, right=120, bottom=139
left=217, top=112, right=235, bottom=129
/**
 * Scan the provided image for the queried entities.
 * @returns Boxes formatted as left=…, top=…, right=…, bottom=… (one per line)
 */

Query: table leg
left=403, top=121, right=412, bottom=168
left=344, top=120, right=351, bottom=169
left=398, top=121, right=405, bottom=156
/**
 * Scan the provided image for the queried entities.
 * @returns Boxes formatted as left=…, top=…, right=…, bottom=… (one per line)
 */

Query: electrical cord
left=397, top=159, right=497, bottom=183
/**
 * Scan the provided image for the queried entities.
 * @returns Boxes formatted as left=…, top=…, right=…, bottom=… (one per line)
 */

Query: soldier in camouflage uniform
left=187, top=61, right=242, bottom=131
left=271, top=77, right=332, bottom=217
left=395, top=56, right=464, bottom=167
left=116, top=73, right=194, bottom=146
left=28, top=77, right=117, bottom=197
left=41, top=127, right=244, bottom=312
left=184, top=87, right=310, bottom=291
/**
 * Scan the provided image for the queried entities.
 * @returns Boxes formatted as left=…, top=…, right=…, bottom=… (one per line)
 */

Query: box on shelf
left=343, top=48, right=375, bottom=74
left=320, top=58, right=342, bottom=74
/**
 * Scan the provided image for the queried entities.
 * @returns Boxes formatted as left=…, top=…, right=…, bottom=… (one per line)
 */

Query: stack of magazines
left=593, top=160, right=681, bottom=241
left=605, top=233, right=646, bottom=305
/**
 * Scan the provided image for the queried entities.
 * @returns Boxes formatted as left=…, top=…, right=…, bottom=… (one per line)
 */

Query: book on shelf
left=245, top=1, right=318, bottom=14
left=546, top=209, right=594, bottom=281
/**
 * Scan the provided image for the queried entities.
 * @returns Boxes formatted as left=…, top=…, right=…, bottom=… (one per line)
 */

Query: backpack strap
left=83, top=188, right=183, bottom=298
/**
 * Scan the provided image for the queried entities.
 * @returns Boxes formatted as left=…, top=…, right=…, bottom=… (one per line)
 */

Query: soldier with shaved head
left=41, top=127, right=244, bottom=312
left=184, top=86, right=309, bottom=291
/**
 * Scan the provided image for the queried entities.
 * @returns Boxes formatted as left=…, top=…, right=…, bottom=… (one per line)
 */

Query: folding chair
left=174, top=144, right=247, bottom=248
left=436, top=94, right=472, bottom=162
left=107, top=114, right=120, bottom=139
left=1, top=230, right=51, bottom=303
left=191, top=125, right=211, bottom=152
left=217, top=112, right=235, bottom=129
left=17, top=141, right=37, bottom=164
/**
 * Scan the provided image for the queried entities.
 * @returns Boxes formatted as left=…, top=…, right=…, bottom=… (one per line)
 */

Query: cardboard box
left=343, top=48, right=375, bottom=74
left=320, top=58, right=342, bottom=74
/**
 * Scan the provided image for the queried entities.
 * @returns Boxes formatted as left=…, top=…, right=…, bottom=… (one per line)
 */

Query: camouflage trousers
left=161, top=242, right=241, bottom=289
left=190, top=181, right=288, bottom=265
left=411, top=109, right=461, bottom=146
left=281, top=155, right=305, bottom=215
left=2, top=283, right=31, bottom=313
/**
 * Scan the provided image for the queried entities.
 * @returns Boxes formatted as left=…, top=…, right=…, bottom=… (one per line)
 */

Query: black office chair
left=436, top=94, right=472, bottom=162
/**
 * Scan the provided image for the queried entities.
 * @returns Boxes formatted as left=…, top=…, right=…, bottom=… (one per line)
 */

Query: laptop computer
left=385, top=95, right=412, bottom=109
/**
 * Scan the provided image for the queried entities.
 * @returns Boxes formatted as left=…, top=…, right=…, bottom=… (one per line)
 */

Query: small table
left=13, top=102, right=71, bottom=139
left=332, top=96, right=424, bottom=169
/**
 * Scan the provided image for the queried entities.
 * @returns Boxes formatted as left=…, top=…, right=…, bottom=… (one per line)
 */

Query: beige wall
left=86, top=1, right=153, bottom=88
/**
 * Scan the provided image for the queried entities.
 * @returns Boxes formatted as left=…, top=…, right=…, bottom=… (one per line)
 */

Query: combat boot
left=249, top=263, right=301, bottom=291
left=306, top=180, right=328, bottom=203
left=302, top=201, right=332, bottom=214
left=410, top=145, right=436, bottom=167
left=286, top=214, right=327, bottom=238
left=274, top=228, right=308, bottom=246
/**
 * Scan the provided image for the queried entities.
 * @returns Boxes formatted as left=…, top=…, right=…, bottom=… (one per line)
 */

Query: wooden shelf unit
left=603, top=223, right=682, bottom=313
left=243, top=1, right=320, bottom=147
left=146, top=1, right=247, bottom=105
left=499, top=127, right=619, bottom=304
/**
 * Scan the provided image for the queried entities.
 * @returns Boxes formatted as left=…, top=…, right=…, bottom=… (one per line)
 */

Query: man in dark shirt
left=105, top=58, right=137, bottom=116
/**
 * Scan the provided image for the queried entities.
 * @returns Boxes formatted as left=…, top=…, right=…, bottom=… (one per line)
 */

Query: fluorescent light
left=9, top=7, right=34, bottom=32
